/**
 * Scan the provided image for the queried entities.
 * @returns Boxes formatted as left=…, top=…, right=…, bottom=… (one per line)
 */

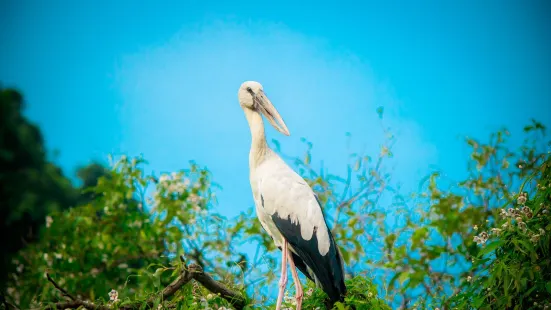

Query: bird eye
left=246, top=87, right=253, bottom=94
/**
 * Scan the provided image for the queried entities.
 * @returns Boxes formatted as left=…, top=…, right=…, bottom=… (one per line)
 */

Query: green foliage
left=5, top=156, right=249, bottom=308
left=278, top=276, right=390, bottom=310
left=450, top=154, right=551, bottom=309
left=0, top=87, right=109, bottom=286
left=3, top=89, right=550, bottom=310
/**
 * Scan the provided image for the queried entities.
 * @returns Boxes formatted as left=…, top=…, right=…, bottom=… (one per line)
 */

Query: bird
left=237, top=81, right=346, bottom=310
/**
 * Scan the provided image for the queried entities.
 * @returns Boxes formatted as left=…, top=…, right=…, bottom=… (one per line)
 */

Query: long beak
left=254, top=90, right=291, bottom=136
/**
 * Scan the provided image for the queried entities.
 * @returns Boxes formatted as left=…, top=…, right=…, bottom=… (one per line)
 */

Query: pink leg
left=275, top=241, right=288, bottom=310
left=288, top=252, right=303, bottom=310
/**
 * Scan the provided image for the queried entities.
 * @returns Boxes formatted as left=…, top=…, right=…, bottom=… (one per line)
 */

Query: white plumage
left=238, top=81, right=346, bottom=310
left=251, top=148, right=331, bottom=256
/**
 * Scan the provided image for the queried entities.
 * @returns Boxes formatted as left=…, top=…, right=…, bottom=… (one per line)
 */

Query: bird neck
left=244, top=108, right=268, bottom=168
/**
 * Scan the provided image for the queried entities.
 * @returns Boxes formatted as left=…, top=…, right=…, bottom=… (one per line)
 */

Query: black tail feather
left=272, top=213, right=347, bottom=303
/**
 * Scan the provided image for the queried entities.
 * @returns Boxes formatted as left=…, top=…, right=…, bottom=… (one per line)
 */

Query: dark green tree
left=0, top=87, right=109, bottom=288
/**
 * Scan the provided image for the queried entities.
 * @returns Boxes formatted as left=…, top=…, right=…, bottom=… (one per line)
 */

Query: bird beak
left=255, top=90, right=291, bottom=136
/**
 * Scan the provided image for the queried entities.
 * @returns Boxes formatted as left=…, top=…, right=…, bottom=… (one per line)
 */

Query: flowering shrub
left=451, top=156, right=551, bottom=309
left=5, top=156, right=249, bottom=309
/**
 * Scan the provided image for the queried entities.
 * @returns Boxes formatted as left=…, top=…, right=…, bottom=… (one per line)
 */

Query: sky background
left=1, top=1, right=551, bottom=224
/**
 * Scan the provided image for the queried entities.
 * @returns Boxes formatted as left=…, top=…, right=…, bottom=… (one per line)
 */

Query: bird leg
left=287, top=251, right=303, bottom=310
left=275, top=241, right=288, bottom=310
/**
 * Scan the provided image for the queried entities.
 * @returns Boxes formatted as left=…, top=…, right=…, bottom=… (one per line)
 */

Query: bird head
left=238, top=81, right=290, bottom=136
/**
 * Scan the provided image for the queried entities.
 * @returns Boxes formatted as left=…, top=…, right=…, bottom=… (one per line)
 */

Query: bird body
left=238, top=81, right=346, bottom=309
left=251, top=149, right=346, bottom=301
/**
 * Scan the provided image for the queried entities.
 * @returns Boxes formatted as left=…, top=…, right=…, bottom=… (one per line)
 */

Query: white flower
left=368, top=292, right=373, bottom=298
left=207, top=294, right=213, bottom=300
left=189, top=194, right=201, bottom=204
left=473, top=225, right=478, bottom=231
left=45, top=216, right=53, bottom=228
left=467, top=276, right=472, bottom=282
left=474, top=231, right=489, bottom=245
left=159, top=174, right=170, bottom=183
left=200, top=297, right=208, bottom=306
left=108, top=289, right=119, bottom=302
left=517, top=194, right=527, bottom=205
left=16, top=265, right=24, bottom=273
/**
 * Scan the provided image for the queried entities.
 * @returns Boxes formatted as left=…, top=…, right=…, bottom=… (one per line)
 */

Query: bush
left=2, top=111, right=549, bottom=309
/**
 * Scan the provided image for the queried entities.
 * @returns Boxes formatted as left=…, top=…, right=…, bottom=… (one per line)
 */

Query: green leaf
left=478, top=240, right=505, bottom=257
left=398, top=272, right=409, bottom=285
left=376, top=106, right=384, bottom=119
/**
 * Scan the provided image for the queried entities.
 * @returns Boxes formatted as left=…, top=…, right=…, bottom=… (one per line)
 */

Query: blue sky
left=1, top=0, right=550, bottom=236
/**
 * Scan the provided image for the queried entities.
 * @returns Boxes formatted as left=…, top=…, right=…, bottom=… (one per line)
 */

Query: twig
left=1, top=294, right=20, bottom=310
left=46, top=273, right=75, bottom=301
left=158, top=264, right=195, bottom=299
left=191, top=264, right=247, bottom=309
left=51, top=300, right=108, bottom=310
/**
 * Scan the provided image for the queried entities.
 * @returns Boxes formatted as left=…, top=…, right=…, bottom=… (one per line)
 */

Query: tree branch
left=47, top=259, right=246, bottom=310
left=46, top=273, right=75, bottom=301
left=1, top=294, right=20, bottom=310
left=191, top=264, right=247, bottom=309
left=51, top=300, right=107, bottom=310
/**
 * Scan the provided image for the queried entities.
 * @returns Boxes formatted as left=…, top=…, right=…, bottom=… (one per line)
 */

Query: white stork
left=237, top=81, right=346, bottom=310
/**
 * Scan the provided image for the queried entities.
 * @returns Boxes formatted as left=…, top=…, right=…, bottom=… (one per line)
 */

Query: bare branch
left=46, top=273, right=75, bottom=301
left=51, top=300, right=108, bottom=310
left=159, top=264, right=195, bottom=299
left=191, top=264, right=247, bottom=310
left=47, top=260, right=246, bottom=310
left=1, top=294, right=20, bottom=310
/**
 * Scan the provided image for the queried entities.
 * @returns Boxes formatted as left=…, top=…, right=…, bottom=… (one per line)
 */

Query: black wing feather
left=271, top=207, right=346, bottom=303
